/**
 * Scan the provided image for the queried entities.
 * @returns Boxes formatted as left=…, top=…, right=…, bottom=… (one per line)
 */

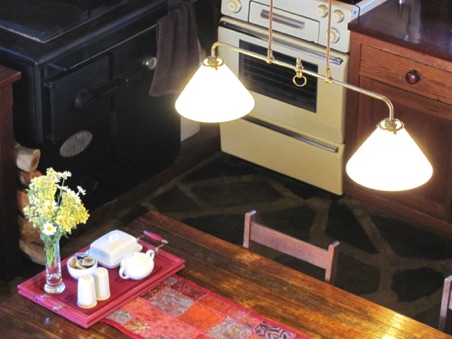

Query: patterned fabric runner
left=103, top=275, right=310, bottom=339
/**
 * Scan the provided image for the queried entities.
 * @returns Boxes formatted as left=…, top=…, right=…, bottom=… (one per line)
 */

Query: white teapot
left=119, top=249, right=155, bottom=280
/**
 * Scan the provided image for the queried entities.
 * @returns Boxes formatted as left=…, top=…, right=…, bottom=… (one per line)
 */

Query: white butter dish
left=89, top=230, right=142, bottom=268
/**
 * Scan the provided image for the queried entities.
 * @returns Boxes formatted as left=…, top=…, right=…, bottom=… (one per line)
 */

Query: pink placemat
left=103, top=275, right=311, bottom=338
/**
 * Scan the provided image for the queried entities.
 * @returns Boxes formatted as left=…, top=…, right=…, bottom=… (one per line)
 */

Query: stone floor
left=3, top=146, right=452, bottom=332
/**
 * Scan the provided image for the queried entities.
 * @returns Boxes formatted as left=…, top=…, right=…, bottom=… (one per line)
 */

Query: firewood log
left=14, top=142, right=41, bottom=172
left=17, top=189, right=29, bottom=215
left=17, top=169, right=41, bottom=186
left=18, top=215, right=42, bottom=245
left=19, top=238, right=45, bottom=266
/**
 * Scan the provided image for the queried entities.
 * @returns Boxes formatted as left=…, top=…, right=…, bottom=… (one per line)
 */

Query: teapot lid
left=124, top=250, right=154, bottom=265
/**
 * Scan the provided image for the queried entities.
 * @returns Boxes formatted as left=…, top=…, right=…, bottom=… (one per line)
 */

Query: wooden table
left=0, top=211, right=450, bottom=338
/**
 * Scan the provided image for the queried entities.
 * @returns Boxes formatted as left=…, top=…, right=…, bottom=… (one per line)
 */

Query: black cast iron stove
left=0, top=0, right=181, bottom=209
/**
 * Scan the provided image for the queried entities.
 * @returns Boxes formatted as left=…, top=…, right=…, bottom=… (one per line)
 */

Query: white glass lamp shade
left=175, top=57, right=255, bottom=123
left=346, top=121, right=433, bottom=191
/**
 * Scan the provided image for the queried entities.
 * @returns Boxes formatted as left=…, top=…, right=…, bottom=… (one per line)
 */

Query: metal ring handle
left=293, top=75, right=307, bottom=87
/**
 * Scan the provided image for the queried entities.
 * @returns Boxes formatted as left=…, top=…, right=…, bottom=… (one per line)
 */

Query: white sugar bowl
left=119, top=249, right=155, bottom=280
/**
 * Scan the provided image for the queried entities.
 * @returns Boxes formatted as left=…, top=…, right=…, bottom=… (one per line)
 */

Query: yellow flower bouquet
left=23, top=168, right=89, bottom=293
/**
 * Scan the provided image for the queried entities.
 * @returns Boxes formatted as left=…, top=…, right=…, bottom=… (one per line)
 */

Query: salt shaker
left=77, top=275, right=97, bottom=308
left=93, top=267, right=110, bottom=300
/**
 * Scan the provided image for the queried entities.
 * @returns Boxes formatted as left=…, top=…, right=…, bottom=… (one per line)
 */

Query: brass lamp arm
left=210, top=41, right=397, bottom=131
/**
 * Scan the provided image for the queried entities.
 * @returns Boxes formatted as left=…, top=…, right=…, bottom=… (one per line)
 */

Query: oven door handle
left=260, top=10, right=305, bottom=30
left=243, top=116, right=339, bottom=153
left=73, top=83, right=117, bottom=110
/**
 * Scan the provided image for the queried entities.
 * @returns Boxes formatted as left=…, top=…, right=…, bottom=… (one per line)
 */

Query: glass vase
left=41, top=234, right=66, bottom=294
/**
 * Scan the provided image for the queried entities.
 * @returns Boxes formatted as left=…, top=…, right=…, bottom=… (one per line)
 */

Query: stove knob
left=329, top=28, right=340, bottom=44
left=142, top=56, right=157, bottom=71
left=316, top=5, right=328, bottom=18
left=227, top=0, right=242, bottom=13
left=333, top=10, right=345, bottom=23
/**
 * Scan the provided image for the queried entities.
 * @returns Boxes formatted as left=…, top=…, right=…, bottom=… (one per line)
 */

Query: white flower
left=44, top=200, right=57, bottom=213
left=60, top=171, right=72, bottom=180
left=55, top=215, right=64, bottom=226
left=77, top=186, right=86, bottom=195
left=42, top=222, right=57, bottom=236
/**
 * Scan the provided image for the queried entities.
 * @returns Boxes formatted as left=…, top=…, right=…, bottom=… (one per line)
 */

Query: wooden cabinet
left=0, top=66, right=21, bottom=282
left=345, top=32, right=452, bottom=235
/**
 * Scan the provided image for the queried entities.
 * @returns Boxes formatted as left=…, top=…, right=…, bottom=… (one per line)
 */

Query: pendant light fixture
left=175, top=56, right=255, bottom=123
left=175, top=0, right=433, bottom=191
left=346, top=118, right=432, bottom=191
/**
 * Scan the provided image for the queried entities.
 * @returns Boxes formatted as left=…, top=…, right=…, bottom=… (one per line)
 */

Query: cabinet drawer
left=359, top=45, right=452, bottom=105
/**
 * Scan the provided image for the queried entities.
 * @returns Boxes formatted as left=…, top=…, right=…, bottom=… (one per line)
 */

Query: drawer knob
left=405, top=70, right=421, bottom=84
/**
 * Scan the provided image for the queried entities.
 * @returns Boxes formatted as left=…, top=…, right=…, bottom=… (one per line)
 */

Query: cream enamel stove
left=219, top=0, right=387, bottom=195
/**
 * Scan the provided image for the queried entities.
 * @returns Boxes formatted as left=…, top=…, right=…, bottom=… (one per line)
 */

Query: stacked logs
left=15, top=142, right=45, bottom=265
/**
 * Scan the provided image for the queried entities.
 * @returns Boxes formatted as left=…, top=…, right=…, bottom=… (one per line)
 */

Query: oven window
left=239, top=41, right=318, bottom=113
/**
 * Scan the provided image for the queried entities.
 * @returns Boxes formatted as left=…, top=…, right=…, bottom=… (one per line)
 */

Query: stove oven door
left=218, top=17, right=349, bottom=195
left=42, top=56, right=113, bottom=177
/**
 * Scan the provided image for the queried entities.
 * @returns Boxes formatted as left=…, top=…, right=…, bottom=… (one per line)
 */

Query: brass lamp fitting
left=205, top=55, right=224, bottom=70
left=293, top=58, right=307, bottom=87
left=378, top=118, right=404, bottom=134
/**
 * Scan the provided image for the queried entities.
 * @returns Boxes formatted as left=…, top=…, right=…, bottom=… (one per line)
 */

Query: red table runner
left=103, top=275, right=310, bottom=338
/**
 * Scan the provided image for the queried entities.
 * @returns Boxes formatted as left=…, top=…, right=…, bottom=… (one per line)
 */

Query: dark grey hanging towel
left=149, top=0, right=200, bottom=97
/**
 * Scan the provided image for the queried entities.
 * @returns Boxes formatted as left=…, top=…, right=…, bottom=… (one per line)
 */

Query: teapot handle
left=119, top=265, right=130, bottom=279
left=146, top=249, right=155, bottom=260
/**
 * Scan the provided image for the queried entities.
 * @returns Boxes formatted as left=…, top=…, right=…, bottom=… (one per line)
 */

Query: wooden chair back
left=243, top=210, right=340, bottom=284
left=439, top=275, right=452, bottom=333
